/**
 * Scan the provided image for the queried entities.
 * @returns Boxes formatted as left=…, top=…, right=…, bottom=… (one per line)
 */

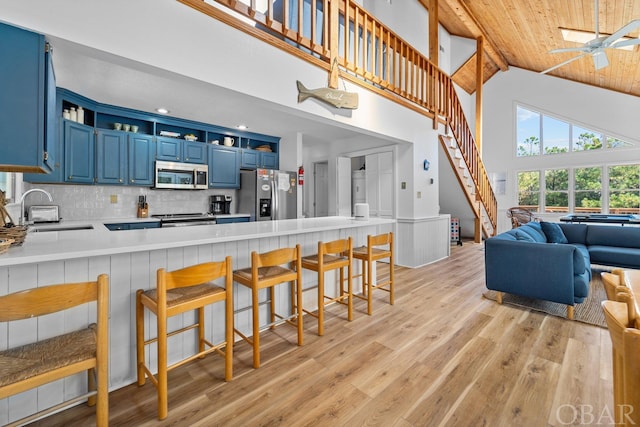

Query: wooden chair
left=301, top=237, right=353, bottom=336
left=602, top=296, right=640, bottom=426
left=353, top=232, right=394, bottom=315
left=136, top=258, right=233, bottom=420
left=233, top=245, right=303, bottom=368
left=0, top=274, right=109, bottom=427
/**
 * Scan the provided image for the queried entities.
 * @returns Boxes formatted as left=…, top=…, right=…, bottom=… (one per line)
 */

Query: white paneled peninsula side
left=0, top=216, right=394, bottom=424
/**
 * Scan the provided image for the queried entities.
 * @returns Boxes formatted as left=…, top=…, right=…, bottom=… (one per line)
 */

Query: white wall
left=482, top=67, right=640, bottom=231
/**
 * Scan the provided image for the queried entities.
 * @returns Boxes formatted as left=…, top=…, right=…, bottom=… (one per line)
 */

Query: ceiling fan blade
left=549, top=47, right=590, bottom=54
left=611, top=38, right=640, bottom=49
left=592, top=51, right=609, bottom=70
left=602, top=19, right=640, bottom=46
left=540, top=53, right=589, bottom=74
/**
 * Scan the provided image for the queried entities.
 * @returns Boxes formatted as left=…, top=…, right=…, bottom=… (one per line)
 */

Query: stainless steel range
left=151, top=213, right=216, bottom=227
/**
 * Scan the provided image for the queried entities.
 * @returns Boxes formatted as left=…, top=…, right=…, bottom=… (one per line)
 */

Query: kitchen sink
left=29, top=225, right=94, bottom=233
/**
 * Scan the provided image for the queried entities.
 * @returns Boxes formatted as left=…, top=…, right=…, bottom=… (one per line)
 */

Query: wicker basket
left=0, top=238, right=14, bottom=255
left=0, top=226, right=28, bottom=246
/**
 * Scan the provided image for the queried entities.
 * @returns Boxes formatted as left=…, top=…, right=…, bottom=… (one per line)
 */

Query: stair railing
left=179, top=0, right=497, bottom=233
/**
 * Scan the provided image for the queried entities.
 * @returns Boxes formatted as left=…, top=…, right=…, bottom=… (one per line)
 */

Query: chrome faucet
left=19, top=188, right=53, bottom=226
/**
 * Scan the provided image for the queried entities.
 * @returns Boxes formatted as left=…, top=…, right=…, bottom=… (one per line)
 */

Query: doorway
left=314, top=161, right=329, bottom=217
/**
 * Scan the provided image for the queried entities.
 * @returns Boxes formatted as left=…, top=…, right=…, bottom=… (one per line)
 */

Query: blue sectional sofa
left=484, top=221, right=640, bottom=318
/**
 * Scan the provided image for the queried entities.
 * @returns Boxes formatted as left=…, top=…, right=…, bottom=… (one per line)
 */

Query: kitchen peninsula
left=0, top=216, right=394, bottom=422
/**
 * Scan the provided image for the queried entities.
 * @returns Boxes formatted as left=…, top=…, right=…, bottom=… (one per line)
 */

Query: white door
left=365, top=153, right=380, bottom=217
left=337, top=156, right=352, bottom=216
left=313, top=161, right=329, bottom=217
left=365, top=151, right=394, bottom=218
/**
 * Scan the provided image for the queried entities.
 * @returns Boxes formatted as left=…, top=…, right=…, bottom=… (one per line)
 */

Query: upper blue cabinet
left=0, top=22, right=56, bottom=173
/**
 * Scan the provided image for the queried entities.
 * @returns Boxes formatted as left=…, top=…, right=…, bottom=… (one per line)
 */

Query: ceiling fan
left=541, top=0, right=640, bottom=74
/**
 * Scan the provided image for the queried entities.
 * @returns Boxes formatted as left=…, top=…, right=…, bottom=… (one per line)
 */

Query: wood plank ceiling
left=432, top=0, right=640, bottom=96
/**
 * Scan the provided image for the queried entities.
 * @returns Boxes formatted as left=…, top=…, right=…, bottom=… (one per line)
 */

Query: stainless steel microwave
left=154, top=160, right=208, bottom=190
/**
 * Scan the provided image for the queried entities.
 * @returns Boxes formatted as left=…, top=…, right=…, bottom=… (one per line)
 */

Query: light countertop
left=0, top=216, right=395, bottom=266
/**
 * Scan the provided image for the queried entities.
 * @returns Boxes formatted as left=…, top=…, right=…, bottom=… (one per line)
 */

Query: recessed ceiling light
left=237, top=124, right=248, bottom=130
left=156, top=108, right=170, bottom=114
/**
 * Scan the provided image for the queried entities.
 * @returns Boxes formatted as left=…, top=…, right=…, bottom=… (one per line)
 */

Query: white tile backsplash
left=21, top=184, right=237, bottom=221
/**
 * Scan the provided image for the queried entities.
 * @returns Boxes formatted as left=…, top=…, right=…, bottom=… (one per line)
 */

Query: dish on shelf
left=184, top=134, right=198, bottom=141
left=159, top=130, right=181, bottom=138
left=254, top=145, right=273, bottom=152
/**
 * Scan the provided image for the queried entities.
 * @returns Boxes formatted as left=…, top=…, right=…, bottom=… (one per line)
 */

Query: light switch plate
left=110, top=194, right=118, bottom=204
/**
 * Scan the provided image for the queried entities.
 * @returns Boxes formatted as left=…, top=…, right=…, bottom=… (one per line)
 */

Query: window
left=574, top=167, right=601, bottom=213
left=609, top=164, right=640, bottom=214
left=0, top=173, right=14, bottom=203
left=544, top=169, right=568, bottom=212
left=516, top=106, right=540, bottom=157
left=516, top=105, right=635, bottom=156
left=517, top=171, right=540, bottom=212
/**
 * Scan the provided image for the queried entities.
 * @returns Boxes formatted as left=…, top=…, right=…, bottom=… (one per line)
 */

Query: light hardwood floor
left=35, top=241, right=613, bottom=426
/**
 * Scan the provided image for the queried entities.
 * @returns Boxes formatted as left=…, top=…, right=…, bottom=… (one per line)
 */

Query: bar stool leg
left=269, top=286, right=276, bottom=329
left=347, top=264, right=353, bottom=321
left=225, top=291, right=233, bottom=381
left=157, top=313, right=168, bottom=419
left=198, top=307, right=205, bottom=355
left=252, top=286, right=261, bottom=368
left=390, top=254, right=395, bottom=306
left=318, top=270, right=325, bottom=336
left=367, top=257, right=373, bottom=315
left=296, top=278, right=304, bottom=346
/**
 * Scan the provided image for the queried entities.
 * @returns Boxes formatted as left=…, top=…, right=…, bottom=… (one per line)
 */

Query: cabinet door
left=128, top=222, right=160, bottom=229
left=209, top=146, right=240, bottom=188
left=128, top=134, right=154, bottom=185
left=0, top=23, right=52, bottom=172
left=156, top=137, right=182, bottom=161
left=260, top=152, right=278, bottom=170
left=183, top=141, right=206, bottom=164
left=64, top=121, right=95, bottom=183
left=241, top=149, right=259, bottom=169
left=96, top=130, right=127, bottom=185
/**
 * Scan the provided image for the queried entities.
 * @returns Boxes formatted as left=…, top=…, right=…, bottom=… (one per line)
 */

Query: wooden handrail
left=180, top=0, right=497, bottom=232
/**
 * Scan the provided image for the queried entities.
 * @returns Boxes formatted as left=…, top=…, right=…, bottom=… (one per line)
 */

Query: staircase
left=180, top=0, right=498, bottom=239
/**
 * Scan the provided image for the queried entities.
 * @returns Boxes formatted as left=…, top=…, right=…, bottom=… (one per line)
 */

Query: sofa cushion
left=541, top=221, right=568, bottom=244
left=572, top=243, right=592, bottom=280
left=518, top=222, right=547, bottom=243
left=515, top=230, right=536, bottom=242
left=589, top=246, right=640, bottom=269
left=573, top=269, right=590, bottom=303
left=558, top=223, right=588, bottom=245
left=587, top=224, right=640, bottom=249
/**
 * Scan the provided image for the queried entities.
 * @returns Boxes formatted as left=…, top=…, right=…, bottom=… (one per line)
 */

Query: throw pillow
left=540, top=221, right=568, bottom=244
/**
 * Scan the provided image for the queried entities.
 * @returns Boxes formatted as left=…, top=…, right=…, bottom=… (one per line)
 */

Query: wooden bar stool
left=0, top=274, right=109, bottom=427
left=301, top=237, right=353, bottom=336
left=353, top=232, right=394, bottom=315
left=136, top=258, right=233, bottom=420
left=233, top=245, right=303, bottom=369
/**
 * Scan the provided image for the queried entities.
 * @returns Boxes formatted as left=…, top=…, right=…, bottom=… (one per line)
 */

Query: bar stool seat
left=136, top=258, right=233, bottom=420
left=301, top=237, right=353, bottom=336
left=233, top=245, right=303, bottom=369
left=353, top=232, right=394, bottom=315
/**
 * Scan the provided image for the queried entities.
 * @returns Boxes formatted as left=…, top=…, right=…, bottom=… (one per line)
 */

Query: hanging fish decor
left=296, top=80, right=359, bottom=110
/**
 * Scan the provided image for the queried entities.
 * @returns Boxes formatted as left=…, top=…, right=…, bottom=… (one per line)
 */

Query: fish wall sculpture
left=296, top=80, right=359, bottom=110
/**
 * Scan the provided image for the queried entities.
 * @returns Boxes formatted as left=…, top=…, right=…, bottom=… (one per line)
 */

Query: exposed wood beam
left=428, top=0, right=439, bottom=67
left=421, top=0, right=509, bottom=72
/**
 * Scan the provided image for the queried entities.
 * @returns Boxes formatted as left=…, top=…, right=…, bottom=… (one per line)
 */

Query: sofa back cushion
left=559, top=223, right=588, bottom=244
left=541, top=221, right=568, bottom=244
left=587, top=224, right=640, bottom=249
left=517, top=222, right=547, bottom=243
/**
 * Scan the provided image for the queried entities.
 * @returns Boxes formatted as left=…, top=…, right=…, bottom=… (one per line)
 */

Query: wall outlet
left=417, top=191, right=422, bottom=199
left=401, top=181, right=406, bottom=189
left=110, top=194, right=118, bottom=204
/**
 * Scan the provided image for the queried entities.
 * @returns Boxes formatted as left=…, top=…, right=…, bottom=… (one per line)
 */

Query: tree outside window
left=516, top=106, right=540, bottom=157
left=543, top=116, right=569, bottom=154
left=545, top=169, right=568, bottom=213
left=574, top=167, right=601, bottom=213
left=609, top=164, right=640, bottom=214
left=572, top=127, right=602, bottom=151
left=517, top=171, right=540, bottom=211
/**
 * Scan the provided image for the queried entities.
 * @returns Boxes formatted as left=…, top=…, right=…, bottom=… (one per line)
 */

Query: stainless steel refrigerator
left=238, top=169, right=298, bottom=221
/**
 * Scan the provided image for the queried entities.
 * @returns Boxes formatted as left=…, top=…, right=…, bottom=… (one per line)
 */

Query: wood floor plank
left=30, top=241, right=613, bottom=427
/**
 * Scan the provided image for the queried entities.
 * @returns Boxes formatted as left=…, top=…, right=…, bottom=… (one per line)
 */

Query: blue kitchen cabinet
left=261, top=152, right=279, bottom=169
left=183, top=141, right=207, bottom=164
left=240, top=149, right=279, bottom=170
left=96, top=130, right=127, bottom=185
left=208, top=146, right=240, bottom=188
left=0, top=22, right=56, bottom=173
left=104, top=221, right=160, bottom=231
left=240, top=149, right=259, bottom=169
left=156, top=137, right=182, bottom=161
left=215, top=216, right=250, bottom=224
left=128, top=134, right=155, bottom=185
left=64, top=121, right=94, bottom=183
left=156, top=137, right=206, bottom=164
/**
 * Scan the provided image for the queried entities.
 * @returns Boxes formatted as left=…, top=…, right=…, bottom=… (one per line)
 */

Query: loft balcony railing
left=180, top=0, right=497, bottom=233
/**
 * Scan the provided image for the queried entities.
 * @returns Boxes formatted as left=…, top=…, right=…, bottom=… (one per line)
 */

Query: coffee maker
left=210, top=195, right=231, bottom=215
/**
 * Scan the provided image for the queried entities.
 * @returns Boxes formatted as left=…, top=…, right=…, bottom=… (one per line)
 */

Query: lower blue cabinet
left=104, top=221, right=160, bottom=231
